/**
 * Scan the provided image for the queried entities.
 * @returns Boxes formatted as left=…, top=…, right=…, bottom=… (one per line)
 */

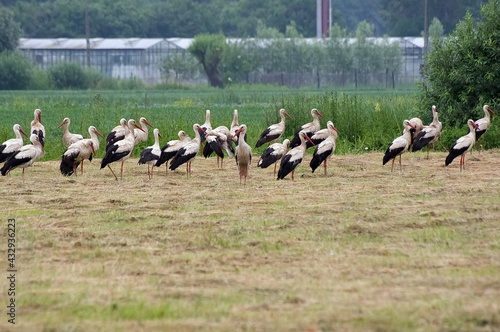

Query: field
left=1, top=148, right=499, bottom=331
left=0, top=88, right=499, bottom=331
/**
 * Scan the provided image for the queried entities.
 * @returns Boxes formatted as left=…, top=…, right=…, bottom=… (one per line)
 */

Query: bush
left=48, top=62, right=91, bottom=89
left=0, top=51, right=32, bottom=90
left=28, top=67, right=53, bottom=90
left=420, top=0, right=500, bottom=125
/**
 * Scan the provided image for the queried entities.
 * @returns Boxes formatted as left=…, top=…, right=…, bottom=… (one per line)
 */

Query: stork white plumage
left=474, top=105, right=495, bottom=153
left=229, top=109, right=244, bottom=145
left=138, top=128, right=162, bottom=179
left=169, top=124, right=206, bottom=176
left=58, top=117, right=84, bottom=147
left=106, top=118, right=129, bottom=151
left=1, top=134, right=44, bottom=183
left=60, top=140, right=95, bottom=176
left=383, top=120, right=416, bottom=173
left=199, top=110, right=212, bottom=143
left=234, top=124, right=252, bottom=185
left=203, top=126, right=235, bottom=169
left=255, top=108, right=291, bottom=148
left=31, top=108, right=45, bottom=158
left=156, top=130, right=191, bottom=174
left=257, top=139, right=291, bottom=177
left=78, top=126, right=104, bottom=174
left=290, top=108, right=324, bottom=148
left=446, top=119, right=479, bottom=171
left=403, top=117, right=424, bottom=149
left=277, top=131, right=315, bottom=180
left=101, top=119, right=143, bottom=180
left=134, top=117, right=153, bottom=146
left=0, top=124, right=28, bottom=163
left=412, top=105, right=446, bottom=158
left=310, top=121, right=339, bottom=176
left=306, top=123, right=332, bottom=149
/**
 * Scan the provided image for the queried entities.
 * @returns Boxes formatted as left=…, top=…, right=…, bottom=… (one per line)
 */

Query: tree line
left=0, top=0, right=482, bottom=38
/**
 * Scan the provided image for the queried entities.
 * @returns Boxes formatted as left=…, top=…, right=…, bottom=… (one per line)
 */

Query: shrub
left=0, top=51, right=32, bottom=90
left=48, top=62, right=90, bottom=89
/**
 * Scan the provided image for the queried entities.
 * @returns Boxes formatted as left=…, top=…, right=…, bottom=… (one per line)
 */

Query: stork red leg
left=292, top=170, right=295, bottom=181
left=273, top=163, right=277, bottom=177
left=22, top=168, right=25, bottom=184
left=81, top=162, right=84, bottom=175
left=399, top=154, right=402, bottom=172
left=120, top=161, right=124, bottom=179
left=323, top=160, right=327, bottom=176
left=391, top=158, right=395, bottom=172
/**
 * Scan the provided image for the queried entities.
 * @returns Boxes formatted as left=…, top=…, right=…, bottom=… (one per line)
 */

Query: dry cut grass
left=1, top=149, right=500, bottom=332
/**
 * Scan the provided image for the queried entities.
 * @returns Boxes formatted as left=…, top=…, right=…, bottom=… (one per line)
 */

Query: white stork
left=169, top=124, right=206, bottom=176
left=0, top=124, right=28, bottom=163
left=412, top=105, right=446, bottom=158
left=383, top=120, right=416, bottom=172
left=138, top=128, right=162, bottom=179
left=101, top=119, right=143, bottom=180
left=60, top=140, right=95, bottom=177
left=403, top=117, right=424, bottom=149
left=58, top=117, right=84, bottom=147
left=446, top=119, right=479, bottom=171
left=255, top=108, right=291, bottom=148
left=156, top=130, right=191, bottom=174
left=306, top=122, right=333, bottom=149
left=474, top=105, right=495, bottom=153
left=257, top=139, right=291, bottom=177
left=277, top=131, right=315, bottom=180
left=290, top=108, right=324, bottom=148
left=203, top=126, right=235, bottom=169
left=310, top=121, right=339, bottom=176
left=31, top=108, right=45, bottom=158
left=229, top=109, right=244, bottom=145
left=1, top=134, right=44, bottom=183
left=79, top=126, right=104, bottom=174
left=199, top=110, right=212, bottom=143
left=134, top=117, right=153, bottom=146
left=106, top=118, right=129, bottom=151
left=234, top=124, right=252, bottom=185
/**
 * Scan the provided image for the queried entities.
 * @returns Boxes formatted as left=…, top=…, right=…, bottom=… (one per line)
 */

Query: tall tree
left=0, top=6, right=22, bottom=52
left=421, top=0, right=500, bottom=125
left=189, top=33, right=226, bottom=88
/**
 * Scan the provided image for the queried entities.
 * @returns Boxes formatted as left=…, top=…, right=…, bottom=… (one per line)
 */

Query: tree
left=0, top=51, right=32, bottom=90
left=0, top=6, right=22, bottom=52
left=421, top=1, right=500, bottom=125
left=160, top=52, right=202, bottom=83
left=189, top=34, right=226, bottom=88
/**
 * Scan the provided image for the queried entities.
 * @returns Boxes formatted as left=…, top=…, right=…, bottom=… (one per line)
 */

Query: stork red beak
left=408, top=123, right=416, bottom=130
left=158, top=133, right=163, bottom=139
left=234, top=129, right=242, bottom=136
left=38, top=113, right=41, bottom=123
left=285, top=112, right=292, bottom=119
left=20, top=129, right=28, bottom=137
left=144, top=119, right=153, bottom=127
left=198, top=127, right=207, bottom=134
left=305, top=135, right=315, bottom=146
left=317, top=111, right=325, bottom=118
left=57, top=120, right=65, bottom=128
left=95, top=130, right=104, bottom=138
left=472, top=122, right=480, bottom=130
left=488, top=108, right=496, bottom=115
left=333, top=126, right=340, bottom=134
left=135, top=124, right=145, bottom=132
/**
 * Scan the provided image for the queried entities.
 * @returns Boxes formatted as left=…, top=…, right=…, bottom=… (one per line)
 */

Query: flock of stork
left=0, top=104, right=495, bottom=184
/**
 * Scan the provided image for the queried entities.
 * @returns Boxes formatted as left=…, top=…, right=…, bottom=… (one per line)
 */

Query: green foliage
left=48, top=62, right=93, bottom=89
left=429, top=17, right=445, bottom=40
left=28, top=67, right=53, bottom=90
left=420, top=1, right=500, bottom=125
left=0, top=51, right=32, bottom=90
left=0, top=6, right=22, bottom=52
left=189, top=34, right=226, bottom=88
left=160, top=52, right=202, bottom=82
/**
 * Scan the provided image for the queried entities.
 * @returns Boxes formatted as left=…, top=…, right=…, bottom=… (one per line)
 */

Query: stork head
left=299, top=131, right=315, bottom=146
left=140, top=117, right=153, bottom=128
left=34, top=109, right=42, bottom=123
left=280, top=108, right=292, bottom=119
left=57, top=118, right=70, bottom=128
left=15, top=124, right=28, bottom=137
left=312, top=108, right=325, bottom=118
left=485, top=105, right=495, bottom=115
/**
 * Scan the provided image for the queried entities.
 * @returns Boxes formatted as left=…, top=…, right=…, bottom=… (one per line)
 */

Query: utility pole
left=424, top=0, right=428, bottom=56
left=85, top=0, right=90, bottom=67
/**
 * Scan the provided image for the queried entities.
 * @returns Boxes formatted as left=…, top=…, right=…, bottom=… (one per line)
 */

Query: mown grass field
left=0, top=149, right=499, bottom=331
left=0, top=87, right=499, bottom=331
